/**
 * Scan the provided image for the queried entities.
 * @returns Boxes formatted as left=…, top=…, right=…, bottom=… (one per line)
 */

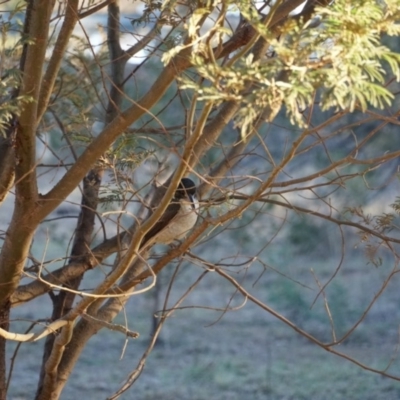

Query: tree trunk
left=0, top=303, right=10, bottom=400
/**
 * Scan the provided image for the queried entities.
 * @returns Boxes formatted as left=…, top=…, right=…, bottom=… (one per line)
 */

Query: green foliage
left=47, top=35, right=109, bottom=146
left=344, top=203, right=398, bottom=236
left=0, top=67, right=33, bottom=137
left=175, top=0, right=400, bottom=139
left=343, top=202, right=400, bottom=267
left=109, top=134, right=154, bottom=171
left=390, top=196, right=400, bottom=215
left=130, top=0, right=163, bottom=26
left=99, top=135, right=154, bottom=208
left=0, top=4, right=34, bottom=137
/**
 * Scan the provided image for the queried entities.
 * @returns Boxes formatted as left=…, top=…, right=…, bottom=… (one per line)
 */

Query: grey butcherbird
left=140, top=178, right=199, bottom=249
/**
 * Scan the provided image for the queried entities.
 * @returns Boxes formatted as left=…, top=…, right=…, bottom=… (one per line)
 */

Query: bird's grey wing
left=142, top=201, right=181, bottom=246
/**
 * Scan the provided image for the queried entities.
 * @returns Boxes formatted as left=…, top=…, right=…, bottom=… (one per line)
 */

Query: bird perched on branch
left=141, top=178, right=199, bottom=249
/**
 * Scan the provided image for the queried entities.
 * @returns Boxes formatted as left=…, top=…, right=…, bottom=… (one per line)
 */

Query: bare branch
left=78, top=0, right=116, bottom=19
left=37, top=0, right=80, bottom=123
left=215, top=267, right=400, bottom=382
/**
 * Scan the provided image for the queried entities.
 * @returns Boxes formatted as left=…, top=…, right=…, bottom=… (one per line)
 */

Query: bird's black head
left=176, top=177, right=196, bottom=199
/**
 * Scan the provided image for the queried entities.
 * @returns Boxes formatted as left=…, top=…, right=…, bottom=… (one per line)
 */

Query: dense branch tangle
left=0, top=0, right=400, bottom=399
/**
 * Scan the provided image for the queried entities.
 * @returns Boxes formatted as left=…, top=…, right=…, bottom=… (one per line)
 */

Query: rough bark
left=36, top=3, right=125, bottom=397
left=0, top=0, right=55, bottom=304
left=0, top=127, right=16, bottom=206
left=0, top=303, right=10, bottom=400
left=37, top=0, right=80, bottom=123
left=0, top=0, right=33, bottom=205
left=3, top=1, right=332, bottom=398
left=35, top=169, right=102, bottom=398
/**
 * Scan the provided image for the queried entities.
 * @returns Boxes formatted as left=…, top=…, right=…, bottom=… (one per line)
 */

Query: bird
left=140, top=177, right=199, bottom=249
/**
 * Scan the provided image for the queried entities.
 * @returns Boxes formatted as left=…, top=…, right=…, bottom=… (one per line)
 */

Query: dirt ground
left=7, top=253, right=400, bottom=400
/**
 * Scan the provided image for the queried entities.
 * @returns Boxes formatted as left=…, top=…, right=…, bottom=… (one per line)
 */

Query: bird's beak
left=188, top=193, right=198, bottom=210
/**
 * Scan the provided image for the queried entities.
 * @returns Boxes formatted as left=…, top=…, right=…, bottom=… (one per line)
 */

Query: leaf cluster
left=44, top=35, right=109, bottom=147
left=178, top=0, right=400, bottom=138
left=107, top=134, right=154, bottom=171
left=0, top=8, right=33, bottom=137
left=130, top=0, right=163, bottom=26
left=0, top=68, right=33, bottom=137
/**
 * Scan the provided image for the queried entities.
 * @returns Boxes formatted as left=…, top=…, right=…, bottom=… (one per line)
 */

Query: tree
left=1, top=0, right=400, bottom=398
